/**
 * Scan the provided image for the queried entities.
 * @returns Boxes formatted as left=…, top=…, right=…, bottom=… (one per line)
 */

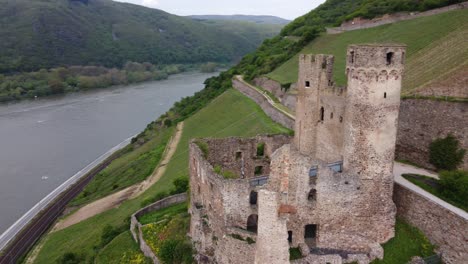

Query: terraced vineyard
left=267, top=9, right=468, bottom=96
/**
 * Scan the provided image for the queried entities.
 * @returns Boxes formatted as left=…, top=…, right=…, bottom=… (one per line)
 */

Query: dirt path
left=53, top=122, right=185, bottom=231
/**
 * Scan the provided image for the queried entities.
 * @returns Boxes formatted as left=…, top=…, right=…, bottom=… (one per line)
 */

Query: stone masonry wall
left=254, top=76, right=286, bottom=100
left=394, top=183, right=468, bottom=264
left=233, top=78, right=295, bottom=130
left=396, top=99, right=468, bottom=170
left=130, top=193, right=188, bottom=264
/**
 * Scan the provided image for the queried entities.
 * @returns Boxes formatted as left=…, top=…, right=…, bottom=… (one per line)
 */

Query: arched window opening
left=320, top=107, right=324, bottom=122
left=386, top=52, right=394, bottom=65
left=247, top=214, right=258, bottom=233
left=249, top=191, right=258, bottom=205
left=308, top=189, right=317, bottom=201
left=384, top=92, right=387, bottom=99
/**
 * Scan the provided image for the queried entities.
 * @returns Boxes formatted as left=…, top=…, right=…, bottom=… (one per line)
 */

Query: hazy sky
left=113, top=0, right=326, bottom=20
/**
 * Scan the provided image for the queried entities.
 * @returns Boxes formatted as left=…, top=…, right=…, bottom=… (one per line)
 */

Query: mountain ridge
left=0, top=0, right=282, bottom=73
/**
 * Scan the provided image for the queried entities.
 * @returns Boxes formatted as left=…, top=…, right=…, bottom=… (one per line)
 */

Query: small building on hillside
left=189, top=44, right=407, bottom=264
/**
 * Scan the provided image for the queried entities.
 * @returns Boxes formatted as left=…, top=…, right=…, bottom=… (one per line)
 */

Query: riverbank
left=0, top=72, right=218, bottom=235
left=0, top=62, right=223, bottom=103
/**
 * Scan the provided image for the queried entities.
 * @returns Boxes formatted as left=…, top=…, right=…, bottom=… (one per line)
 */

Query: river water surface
left=0, top=71, right=217, bottom=233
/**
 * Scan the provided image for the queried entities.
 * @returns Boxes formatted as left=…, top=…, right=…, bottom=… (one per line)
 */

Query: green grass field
left=138, top=202, right=188, bottom=225
left=372, top=219, right=436, bottom=264
left=70, top=126, right=175, bottom=207
left=95, top=231, right=151, bottom=264
left=267, top=9, right=468, bottom=96
left=32, top=89, right=290, bottom=263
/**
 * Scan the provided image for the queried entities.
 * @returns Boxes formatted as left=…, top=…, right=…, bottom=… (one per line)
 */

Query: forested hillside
left=0, top=0, right=276, bottom=73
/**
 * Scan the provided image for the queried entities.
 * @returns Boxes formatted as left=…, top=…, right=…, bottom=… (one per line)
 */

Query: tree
left=439, top=170, right=468, bottom=208
left=429, top=134, right=466, bottom=171
left=171, top=177, right=189, bottom=194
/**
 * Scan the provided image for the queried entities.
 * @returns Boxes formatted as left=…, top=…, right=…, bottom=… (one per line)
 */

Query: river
left=0, top=71, right=218, bottom=234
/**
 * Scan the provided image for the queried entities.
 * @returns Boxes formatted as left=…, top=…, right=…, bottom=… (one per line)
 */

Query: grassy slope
left=70, top=126, right=174, bottom=207
left=33, top=89, right=290, bottom=263
left=267, top=9, right=468, bottom=96
left=138, top=202, right=188, bottom=225
left=95, top=231, right=151, bottom=264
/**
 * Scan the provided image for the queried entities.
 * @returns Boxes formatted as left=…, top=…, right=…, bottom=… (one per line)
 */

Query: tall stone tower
left=343, top=44, right=406, bottom=180
left=294, top=54, right=334, bottom=157
left=343, top=44, right=406, bottom=242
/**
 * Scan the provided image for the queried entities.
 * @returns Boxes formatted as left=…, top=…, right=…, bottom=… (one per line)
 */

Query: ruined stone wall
left=326, top=2, right=468, bottom=34
left=396, top=99, right=468, bottom=170
left=216, top=229, right=256, bottom=264
left=294, top=54, right=335, bottom=156
left=200, top=135, right=291, bottom=179
left=255, top=190, right=290, bottom=264
left=189, top=143, right=228, bottom=261
left=190, top=139, right=293, bottom=263
left=316, top=89, right=346, bottom=162
left=233, top=78, right=295, bottom=130
left=394, top=183, right=468, bottom=264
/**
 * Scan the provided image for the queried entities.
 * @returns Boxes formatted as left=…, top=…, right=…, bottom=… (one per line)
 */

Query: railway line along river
left=0, top=71, right=218, bottom=234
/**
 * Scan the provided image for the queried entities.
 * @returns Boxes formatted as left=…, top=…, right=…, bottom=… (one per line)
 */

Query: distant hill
left=188, top=15, right=288, bottom=49
left=0, top=0, right=278, bottom=73
left=189, top=15, right=290, bottom=25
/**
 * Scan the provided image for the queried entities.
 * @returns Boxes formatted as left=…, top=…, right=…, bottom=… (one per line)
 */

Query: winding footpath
left=53, top=122, right=185, bottom=231
left=236, top=75, right=467, bottom=220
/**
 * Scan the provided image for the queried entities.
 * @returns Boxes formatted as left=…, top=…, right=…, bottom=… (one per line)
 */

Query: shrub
left=429, top=134, right=465, bottom=171
left=100, top=224, right=123, bottom=247
left=56, top=252, right=84, bottom=264
left=289, top=247, right=302, bottom=260
left=164, top=119, right=173, bottom=127
left=158, top=239, right=193, bottom=264
left=194, top=140, right=209, bottom=158
left=439, top=170, right=468, bottom=208
left=171, top=177, right=189, bottom=195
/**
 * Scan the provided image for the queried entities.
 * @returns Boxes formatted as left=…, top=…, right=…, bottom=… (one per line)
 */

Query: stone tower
left=343, top=44, right=406, bottom=180
left=343, top=44, right=406, bottom=242
left=294, top=54, right=334, bottom=157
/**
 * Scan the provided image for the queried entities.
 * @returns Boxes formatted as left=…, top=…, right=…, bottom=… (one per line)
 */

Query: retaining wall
left=396, top=99, right=468, bottom=170
left=232, top=78, right=295, bottom=130
left=327, top=2, right=468, bottom=34
left=393, top=184, right=468, bottom=264
left=130, top=193, right=188, bottom=264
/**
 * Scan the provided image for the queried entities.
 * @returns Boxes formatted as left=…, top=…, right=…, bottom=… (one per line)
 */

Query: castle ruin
left=189, top=44, right=407, bottom=264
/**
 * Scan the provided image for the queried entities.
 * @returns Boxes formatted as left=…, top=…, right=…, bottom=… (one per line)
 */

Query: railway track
left=0, top=152, right=120, bottom=264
